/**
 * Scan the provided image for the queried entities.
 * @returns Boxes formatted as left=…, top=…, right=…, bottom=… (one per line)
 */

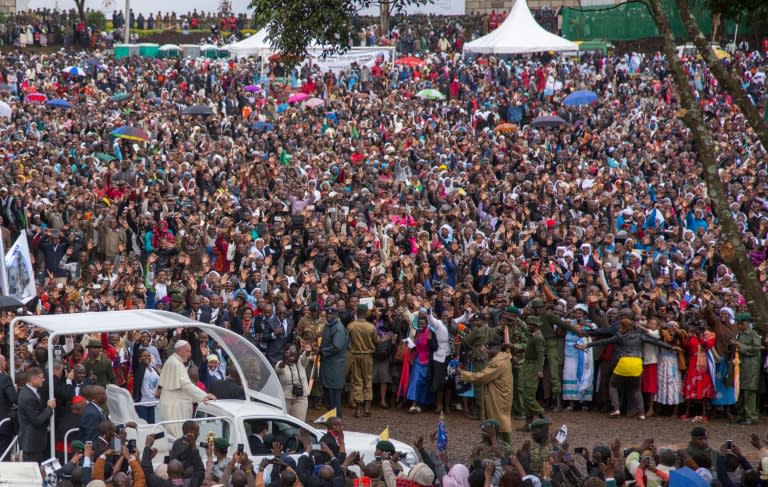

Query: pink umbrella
left=304, top=97, right=325, bottom=108
left=288, top=92, right=309, bottom=104
left=25, top=92, right=48, bottom=104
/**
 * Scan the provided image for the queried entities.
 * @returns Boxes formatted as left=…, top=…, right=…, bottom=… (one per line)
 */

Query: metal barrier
left=62, top=427, right=80, bottom=464
left=0, top=418, right=17, bottom=462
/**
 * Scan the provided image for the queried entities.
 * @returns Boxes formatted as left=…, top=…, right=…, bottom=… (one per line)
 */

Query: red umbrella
left=25, top=92, right=48, bottom=104
left=395, top=56, right=425, bottom=67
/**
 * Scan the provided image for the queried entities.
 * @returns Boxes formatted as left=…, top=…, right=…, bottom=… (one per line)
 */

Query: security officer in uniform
left=518, top=316, right=546, bottom=431
left=347, top=304, right=378, bottom=418
left=463, top=311, right=501, bottom=420
left=500, top=306, right=527, bottom=420
left=528, top=298, right=583, bottom=412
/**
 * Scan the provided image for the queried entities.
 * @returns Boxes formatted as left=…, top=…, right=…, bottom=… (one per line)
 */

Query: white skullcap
left=174, top=340, right=190, bottom=350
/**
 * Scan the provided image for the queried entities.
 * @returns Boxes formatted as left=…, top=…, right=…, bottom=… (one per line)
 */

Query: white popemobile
left=7, top=310, right=417, bottom=469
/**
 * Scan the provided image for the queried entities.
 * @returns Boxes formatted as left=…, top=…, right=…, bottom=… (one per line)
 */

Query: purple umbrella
left=244, top=84, right=262, bottom=93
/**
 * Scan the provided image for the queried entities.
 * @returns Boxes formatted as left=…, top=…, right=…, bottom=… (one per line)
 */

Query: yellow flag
left=314, top=408, right=337, bottom=424
left=379, top=426, right=390, bottom=441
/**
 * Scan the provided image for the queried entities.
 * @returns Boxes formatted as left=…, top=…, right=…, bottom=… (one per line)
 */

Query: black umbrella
left=0, top=295, right=24, bottom=309
left=531, top=115, right=568, bottom=128
left=182, top=104, right=214, bottom=116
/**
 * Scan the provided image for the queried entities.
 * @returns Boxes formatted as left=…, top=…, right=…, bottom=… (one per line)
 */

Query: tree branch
left=646, top=0, right=768, bottom=332
left=676, top=0, right=768, bottom=148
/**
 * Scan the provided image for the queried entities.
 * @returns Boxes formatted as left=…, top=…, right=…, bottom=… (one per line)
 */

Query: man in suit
left=52, top=360, right=76, bottom=456
left=79, top=385, right=108, bottom=443
left=0, top=355, right=18, bottom=458
left=247, top=420, right=270, bottom=455
left=319, top=417, right=345, bottom=462
left=18, top=366, right=56, bottom=463
left=170, top=421, right=205, bottom=487
left=263, top=305, right=294, bottom=365
left=207, top=368, right=245, bottom=400
left=197, top=294, right=230, bottom=327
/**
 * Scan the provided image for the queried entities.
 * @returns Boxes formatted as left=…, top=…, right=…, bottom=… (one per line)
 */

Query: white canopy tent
left=225, top=28, right=275, bottom=59
left=463, top=0, right=577, bottom=55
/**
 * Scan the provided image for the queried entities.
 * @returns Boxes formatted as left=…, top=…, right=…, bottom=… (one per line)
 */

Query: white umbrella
left=0, top=101, right=12, bottom=119
left=159, top=44, right=181, bottom=51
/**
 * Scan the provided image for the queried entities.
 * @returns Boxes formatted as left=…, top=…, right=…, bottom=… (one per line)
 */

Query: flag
left=4, top=234, right=36, bottom=303
left=378, top=427, right=390, bottom=441
left=314, top=408, right=337, bottom=424
left=436, top=413, right=447, bottom=453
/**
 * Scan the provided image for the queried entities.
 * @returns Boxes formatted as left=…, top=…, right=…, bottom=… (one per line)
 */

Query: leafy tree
left=674, top=0, right=768, bottom=148
left=703, top=0, right=767, bottom=21
left=86, top=10, right=107, bottom=32
left=249, top=0, right=429, bottom=57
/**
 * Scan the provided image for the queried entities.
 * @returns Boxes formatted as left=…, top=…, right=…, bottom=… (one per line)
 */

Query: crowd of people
left=0, top=4, right=765, bottom=485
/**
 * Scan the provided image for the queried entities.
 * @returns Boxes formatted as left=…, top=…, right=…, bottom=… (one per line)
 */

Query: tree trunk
left=675, top=0, right=768, bottom=148
left=379, top=0, right=391, bottom=38
left=75, top=0, right=86, bottom=21
left=646, top=0, right=768, bottom=333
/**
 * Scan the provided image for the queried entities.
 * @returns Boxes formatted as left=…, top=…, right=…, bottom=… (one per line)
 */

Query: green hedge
left=105, top=20, right=258, bottom=37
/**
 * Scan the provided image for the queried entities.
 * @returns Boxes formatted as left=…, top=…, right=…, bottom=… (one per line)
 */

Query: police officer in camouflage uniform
left=500, top=306, right=527, bottom=420
left=518, top=316, right=546, bottom=431
left=463, top=311, right=500, bottom=419
left=528, top=298, right=583, bottom=412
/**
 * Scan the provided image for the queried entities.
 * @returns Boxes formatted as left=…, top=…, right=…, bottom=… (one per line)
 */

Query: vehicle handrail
left=148, top=415, right=235, bottom=436
left=134, top=400, right=160, bottom=407
left=0, top=417, right=17, bottom=461
left=63, top=427, right=80, bottom=464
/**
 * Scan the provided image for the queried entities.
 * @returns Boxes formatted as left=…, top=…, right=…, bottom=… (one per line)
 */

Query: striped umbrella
left=62, top=66, right=86, bottom=77
left=110, top=126, right=150, bottom=142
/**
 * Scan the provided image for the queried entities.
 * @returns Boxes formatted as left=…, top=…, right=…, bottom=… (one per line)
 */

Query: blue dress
left=711, top=357, right=736, bottom=406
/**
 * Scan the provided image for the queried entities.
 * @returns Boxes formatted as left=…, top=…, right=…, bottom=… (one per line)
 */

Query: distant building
left=0, top=0, right=15, bottom=15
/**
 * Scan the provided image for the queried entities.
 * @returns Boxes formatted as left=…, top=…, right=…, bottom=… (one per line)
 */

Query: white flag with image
left=5, top=234, right=37, bottom=304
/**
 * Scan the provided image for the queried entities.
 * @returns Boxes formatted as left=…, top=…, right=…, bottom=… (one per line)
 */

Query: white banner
left=5, top=235, right=36, bottom=304
left=357, top=0, right=464, bottom=16
left=307, top=48, right=394, bottom=74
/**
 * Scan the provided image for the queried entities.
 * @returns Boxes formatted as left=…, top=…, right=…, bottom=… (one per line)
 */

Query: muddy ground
left=335, top=404, right=766, bottom=465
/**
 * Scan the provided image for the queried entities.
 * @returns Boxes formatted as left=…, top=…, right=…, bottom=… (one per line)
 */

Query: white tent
left=463, top=0, right=577, bottom=55
left=225, top=28, right=275, bottom=58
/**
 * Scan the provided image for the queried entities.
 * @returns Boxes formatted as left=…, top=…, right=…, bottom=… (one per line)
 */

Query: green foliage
left=249, top=0, right=429, bottom=57
left=704, top=0, right=767, bottom=20
left=86, top=10, right=107, bottom=32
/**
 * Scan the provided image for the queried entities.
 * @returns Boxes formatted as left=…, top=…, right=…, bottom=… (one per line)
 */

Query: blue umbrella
left=276, top=103, right=289, bottom=113
left=47, top=99, right=74, bottom=109
left=563, top=90, right=598, bottom=106
left=668, top=467, right=708, bottom=487
left=252, top=121, right=274, bottom=132
left=62, top=66, right=86, bottom=77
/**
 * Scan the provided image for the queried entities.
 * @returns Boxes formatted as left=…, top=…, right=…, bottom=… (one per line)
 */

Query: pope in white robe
left=158, top=340, right=215, bottom=437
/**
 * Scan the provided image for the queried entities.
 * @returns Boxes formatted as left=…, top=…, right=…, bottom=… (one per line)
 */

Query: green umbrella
left=110, top=92, right=130, bottom=102
left=415, top=89, right=445, bottom=100
left=95, top=152, right=116, bottom=162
